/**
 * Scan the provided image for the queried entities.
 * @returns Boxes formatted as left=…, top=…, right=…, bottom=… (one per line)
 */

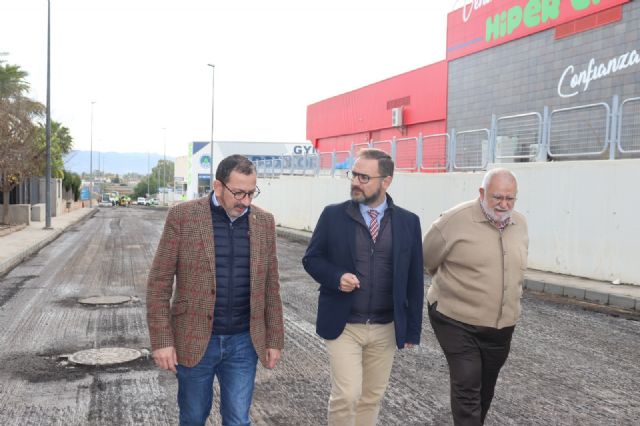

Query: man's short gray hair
left=481, top=168, right=518, bottom=191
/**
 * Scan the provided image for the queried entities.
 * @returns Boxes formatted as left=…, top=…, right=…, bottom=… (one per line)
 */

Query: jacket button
left=207, top=314, right=212, bottom=320
left=210, top=289, right=215, bottom=295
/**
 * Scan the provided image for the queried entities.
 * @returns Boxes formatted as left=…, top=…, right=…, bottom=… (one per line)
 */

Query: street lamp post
left=90, top=101, right=95, bottom=207
left=147, top=152, right=150, bottom=197
left=207, top=64, right=215, bottom=192
left=162, top=128, right=166, bottom=206
left=44, top=0, right=52, bottom=229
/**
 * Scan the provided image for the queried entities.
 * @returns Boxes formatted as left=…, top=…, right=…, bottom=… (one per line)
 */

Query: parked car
left=148, top=198, right=159, bottom=206
left=137, top=197, right=147, bottom=206
left=98, top=193, right=112, bottom=207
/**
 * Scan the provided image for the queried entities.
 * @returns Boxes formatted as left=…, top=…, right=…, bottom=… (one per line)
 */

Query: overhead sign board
left=447, top=0, right=629, bottom=61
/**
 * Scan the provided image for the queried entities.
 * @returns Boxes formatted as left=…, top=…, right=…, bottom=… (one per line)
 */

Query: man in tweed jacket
left=147, top=155, right=284, bottom=426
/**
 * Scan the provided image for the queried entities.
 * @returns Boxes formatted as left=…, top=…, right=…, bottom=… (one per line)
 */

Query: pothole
left=67, top=347, right=143, bottom=366
left=78, top=295, right=132, bottom=305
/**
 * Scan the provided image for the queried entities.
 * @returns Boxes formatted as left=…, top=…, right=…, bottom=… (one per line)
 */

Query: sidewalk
left=276, top=226, right=640, bottom=312
left=0, top=207, right=97, bottom=277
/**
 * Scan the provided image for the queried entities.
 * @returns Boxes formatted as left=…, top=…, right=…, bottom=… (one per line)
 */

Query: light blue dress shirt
left=358, top=196, right=388, bottom=228
left=211, top=192, right=248, bottom=222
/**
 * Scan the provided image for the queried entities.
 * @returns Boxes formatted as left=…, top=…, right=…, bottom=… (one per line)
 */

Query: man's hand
left=152, top=346, right=178, bottom=373
left=404, top=343, right=416, bottom=349
left=265, top=348, right=281, bottom=369
left=339, top=273, right=360, bottom=293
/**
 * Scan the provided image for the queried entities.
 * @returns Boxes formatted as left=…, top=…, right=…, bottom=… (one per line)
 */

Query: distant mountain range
left=64, top=151, right=175, bottom=175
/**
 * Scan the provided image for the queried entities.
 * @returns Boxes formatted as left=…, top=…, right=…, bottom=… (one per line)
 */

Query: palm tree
left=35, top=120, right=74, bottom=179
left=0, top=60, right=44, bottom=225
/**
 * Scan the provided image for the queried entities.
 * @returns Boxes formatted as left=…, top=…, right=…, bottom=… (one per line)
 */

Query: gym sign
left=447, top=0, right=629, bottom=60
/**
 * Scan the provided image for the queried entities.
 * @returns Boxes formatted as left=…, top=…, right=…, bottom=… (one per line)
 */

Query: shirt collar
left=359, top=195, right=388, bottom=217
left=478, top=198, right=512, bottom=231
left=210, top=192, right=249, bottom=222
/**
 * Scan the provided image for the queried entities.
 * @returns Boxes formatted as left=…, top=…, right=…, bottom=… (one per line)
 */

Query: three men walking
left=146, top=151, right=527, bottom=426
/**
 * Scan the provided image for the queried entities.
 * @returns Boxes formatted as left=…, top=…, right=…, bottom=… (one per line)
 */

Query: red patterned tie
left=368, top=209, right=379, bottom=242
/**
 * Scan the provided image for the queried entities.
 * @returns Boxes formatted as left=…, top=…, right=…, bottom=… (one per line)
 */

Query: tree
left=35, top=120, right=73, bottom=178
left=62, top=170, right=81, bottom=201
left=152, top=159, right=174, bottom=188
left=131, top=159, right=173, bottom=199
left=132, top=174, right=159, bottom=199
left=0, top=60, right=44, bottom=225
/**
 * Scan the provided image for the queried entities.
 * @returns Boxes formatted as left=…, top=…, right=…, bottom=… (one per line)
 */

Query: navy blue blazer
left=302, top=197, right=424, bottom=348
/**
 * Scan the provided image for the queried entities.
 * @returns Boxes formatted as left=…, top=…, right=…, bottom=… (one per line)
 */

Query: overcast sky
left=1, top=0, right=457, bottom=157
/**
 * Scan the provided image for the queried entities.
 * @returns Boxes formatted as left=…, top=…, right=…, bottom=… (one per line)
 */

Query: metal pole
left=163, top=128, right=166, bottom=205
left=45, top=0, right=52, bottom=229
left=207, top=64, right=215, bottom=192
left=90, top=101, right=95, bottom=208
left=609, top=94, right=619, bottom=161
left=147, top=151, right=150, bottom=197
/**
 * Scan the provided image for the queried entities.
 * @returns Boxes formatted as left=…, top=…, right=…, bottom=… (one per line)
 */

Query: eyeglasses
left=221, top=181, right=261, bottom=200
left=491, top=194, right=517, bottom=203
left=346, top=170, right=387, bottom=184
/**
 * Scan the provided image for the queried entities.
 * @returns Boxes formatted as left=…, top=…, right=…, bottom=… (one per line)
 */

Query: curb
left=276, top=226, right=313, bottom=245
left=0, top=228, right=63, bottom=277
left=277, top=226, right=639, bottom=312
left=524, top=278, right=639, bottom=311
left=0, top=209, right=98, bottom=277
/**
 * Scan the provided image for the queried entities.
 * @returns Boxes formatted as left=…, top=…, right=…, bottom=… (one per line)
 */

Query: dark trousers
left=428, top=303, right=514, bottom=426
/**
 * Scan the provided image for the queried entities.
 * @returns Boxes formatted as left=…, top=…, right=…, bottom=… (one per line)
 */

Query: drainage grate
left=68, top=347, right=142, bottom=366
left=78, top=295, right=131, bottom=305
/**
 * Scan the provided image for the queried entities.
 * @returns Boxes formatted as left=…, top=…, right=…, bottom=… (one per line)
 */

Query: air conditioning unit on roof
left=391, top=107, right=403, bottom=127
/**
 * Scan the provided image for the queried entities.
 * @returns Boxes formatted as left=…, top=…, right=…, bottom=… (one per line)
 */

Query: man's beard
left=351, top=185, right=382, bottom=205
left=481, top=197, right=512, bottom=223
left=221, top=201, right=248, bottom=219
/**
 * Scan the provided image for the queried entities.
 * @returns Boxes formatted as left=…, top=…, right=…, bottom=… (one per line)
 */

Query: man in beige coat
left=423, top=168, right=528, bottom=426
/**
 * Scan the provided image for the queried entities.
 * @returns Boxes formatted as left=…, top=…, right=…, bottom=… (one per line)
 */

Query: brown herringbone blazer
left=146, top=195, right=284, bottom=368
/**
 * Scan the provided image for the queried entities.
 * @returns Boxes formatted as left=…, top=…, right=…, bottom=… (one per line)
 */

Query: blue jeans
left=176, top=331, right=258, bottom=426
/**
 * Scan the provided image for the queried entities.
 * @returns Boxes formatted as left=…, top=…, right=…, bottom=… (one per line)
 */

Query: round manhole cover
left=68, top=347, right=142, bottom=366
left=78, top=295, right=131, bottom=305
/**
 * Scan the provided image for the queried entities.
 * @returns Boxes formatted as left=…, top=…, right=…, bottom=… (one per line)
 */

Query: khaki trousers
left=325, top=322, right=396, bottom=426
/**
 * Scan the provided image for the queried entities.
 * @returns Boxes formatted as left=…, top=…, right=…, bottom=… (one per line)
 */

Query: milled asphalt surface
left=0, top=206, right=638, bottom=425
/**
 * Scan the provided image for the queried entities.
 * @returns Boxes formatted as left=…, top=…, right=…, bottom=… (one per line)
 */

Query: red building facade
left=306, top=62, right=448, bottom=171
left=307, top=0, right=638, bottom=170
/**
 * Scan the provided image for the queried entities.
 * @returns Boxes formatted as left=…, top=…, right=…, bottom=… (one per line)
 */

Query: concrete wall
left=31, top=204, right=45, bottom=222
left=256, top=159, right=640, bottom=285
left=0, top=204, right=32, bottom=226
left=38, top=178, right=62, bottom=217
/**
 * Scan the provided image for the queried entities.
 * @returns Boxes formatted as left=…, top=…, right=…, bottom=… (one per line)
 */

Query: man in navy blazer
left=303, top=148, right=424, bottom=425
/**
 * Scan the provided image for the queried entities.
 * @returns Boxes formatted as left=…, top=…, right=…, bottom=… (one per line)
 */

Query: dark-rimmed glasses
left=221, top=181, right=261, bottom=200
left=346, top=170, right=387, bottom=184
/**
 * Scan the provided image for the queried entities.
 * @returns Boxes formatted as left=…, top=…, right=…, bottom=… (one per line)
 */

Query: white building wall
left=186, top=141, right=314, bottom=200
left=255, top=159, right=640, bottom=285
